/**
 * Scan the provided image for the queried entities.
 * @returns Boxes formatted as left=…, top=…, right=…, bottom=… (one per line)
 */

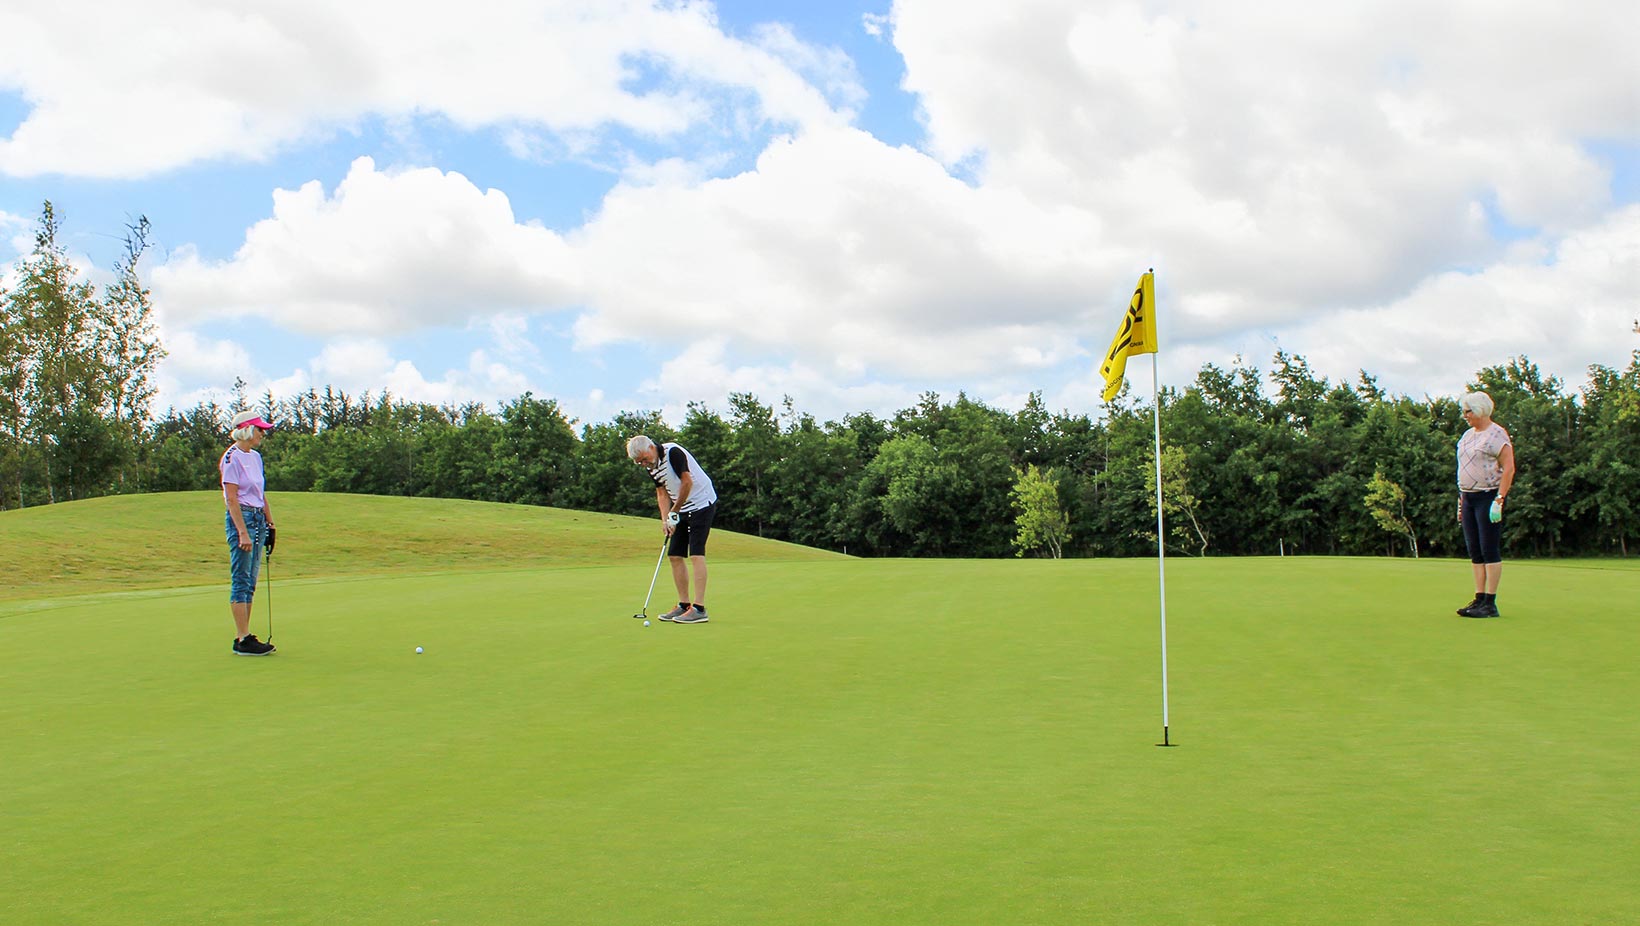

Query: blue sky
left=2, top=1, right=1636, bottom=427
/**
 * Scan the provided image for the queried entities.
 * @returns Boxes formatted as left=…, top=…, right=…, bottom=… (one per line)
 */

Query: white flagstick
left=1153, top=343, right=1173, bottom=746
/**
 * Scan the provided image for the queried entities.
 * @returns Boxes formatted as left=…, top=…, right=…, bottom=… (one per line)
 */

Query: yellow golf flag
left=1099, top=270, right=1157, bottom=402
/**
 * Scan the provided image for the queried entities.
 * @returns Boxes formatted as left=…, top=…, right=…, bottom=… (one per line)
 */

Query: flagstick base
left=1156, top=726, right=1176, bottom=747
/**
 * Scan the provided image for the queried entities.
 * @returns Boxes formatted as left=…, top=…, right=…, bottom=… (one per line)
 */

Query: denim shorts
left=226, top=506, right=267, bottom=603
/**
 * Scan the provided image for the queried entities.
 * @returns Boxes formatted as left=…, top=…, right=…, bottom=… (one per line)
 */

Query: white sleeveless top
left=645, top=442, right=717, bottom=512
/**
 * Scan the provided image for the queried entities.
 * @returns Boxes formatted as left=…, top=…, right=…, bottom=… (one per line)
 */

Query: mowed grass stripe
left=3, top=550, right=1636, bottom=925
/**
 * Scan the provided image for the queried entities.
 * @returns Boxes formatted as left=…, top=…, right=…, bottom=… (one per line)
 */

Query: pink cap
left=231, top=410, right=275, bottom=430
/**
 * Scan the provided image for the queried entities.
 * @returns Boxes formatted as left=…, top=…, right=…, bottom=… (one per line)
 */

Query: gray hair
left=625, top=434, right=656, bottom=461
left=1459, top=391, right=1495, bottom=418
left=231, top=425, right=261, bottom=442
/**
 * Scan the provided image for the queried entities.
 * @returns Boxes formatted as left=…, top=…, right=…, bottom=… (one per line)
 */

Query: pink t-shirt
left=1456, top=425, right=1511, bottom=491
left=220, top=446, right=266, bottom=509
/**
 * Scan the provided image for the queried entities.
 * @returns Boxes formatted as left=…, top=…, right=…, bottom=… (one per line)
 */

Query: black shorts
left=1460, top=490, right=1503, bottom=564
left=668, top=502, right=717, bottom=558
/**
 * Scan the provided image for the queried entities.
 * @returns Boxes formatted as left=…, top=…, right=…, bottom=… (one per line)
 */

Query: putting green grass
left=3, top=497, right=1637, bottom=924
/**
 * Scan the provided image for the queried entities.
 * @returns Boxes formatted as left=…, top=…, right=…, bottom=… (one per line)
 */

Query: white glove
left=1488, top=499, right=1503, bottom=523
left=666, top=511, right=680, bottom=526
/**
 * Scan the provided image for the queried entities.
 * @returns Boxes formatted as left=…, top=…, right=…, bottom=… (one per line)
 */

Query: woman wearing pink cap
left=221, top=409, right=278, bottom=655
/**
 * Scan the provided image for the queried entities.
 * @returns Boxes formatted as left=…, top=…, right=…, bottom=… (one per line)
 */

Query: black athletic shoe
left=1465, top=602, right=1500, bottom=619
left=1456, top=596, right=1484, bottom=616
left=233, top=634, right=277, bottom=655
left=673, top=608, right=709, bottom=624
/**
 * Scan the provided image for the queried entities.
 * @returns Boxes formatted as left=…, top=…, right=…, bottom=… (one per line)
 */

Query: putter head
left=631, top=612, right=646, bottom=620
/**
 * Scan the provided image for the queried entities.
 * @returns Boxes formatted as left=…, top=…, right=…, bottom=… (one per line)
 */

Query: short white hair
left=626, top=435, right=656, bottom=461
left=231, top=425, right=261, bottom=442
left=1460, top=391, right=1495, bottom=418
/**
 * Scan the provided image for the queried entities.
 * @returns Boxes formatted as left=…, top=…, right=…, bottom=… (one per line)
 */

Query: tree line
left=4, top=203, right=1636, bottom=558
left=1, top=203, right=164, bottom=506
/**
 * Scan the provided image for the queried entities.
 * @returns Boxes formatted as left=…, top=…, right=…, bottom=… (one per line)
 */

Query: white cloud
left=47, top=2, right=1640, bottom=423
left=0, top=0, right=853, bottom=178
left=286, top=338, right=528, bottom=407
left=151, top=327, right=534, bottom=414
left=0, top=210, right=30, bottom=263
left=160, top=329, right=254, bottom=382
left=635, top=338, right=923, bottom=425
left=1275, top=204, right=1640, bottom=397
left=571, top=125, right=1107, bottom=379
left=151, top=157, right=580, bottom=333
left=148, top=329, right=256, bottom=414
left=891, top=0, right=1638, bottom=319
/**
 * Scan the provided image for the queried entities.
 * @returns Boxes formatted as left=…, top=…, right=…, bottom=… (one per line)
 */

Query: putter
left=632, top=536, right=669, bottom=619
left=263, top=525, right=277, bottom=643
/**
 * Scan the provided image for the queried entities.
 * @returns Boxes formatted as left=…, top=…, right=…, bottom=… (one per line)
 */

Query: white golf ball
left=415, top=646, right=424, bottom=654
left=643, top=620, right=650, bottom=627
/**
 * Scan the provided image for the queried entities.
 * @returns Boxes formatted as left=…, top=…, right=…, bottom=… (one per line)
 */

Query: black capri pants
left=668, top=502, right=717, bottom=558
left=1460, top=489, right=1502, bottom=565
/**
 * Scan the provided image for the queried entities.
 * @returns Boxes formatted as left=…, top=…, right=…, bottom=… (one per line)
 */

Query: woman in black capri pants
left=1454, top=391, right=1514, bottom=618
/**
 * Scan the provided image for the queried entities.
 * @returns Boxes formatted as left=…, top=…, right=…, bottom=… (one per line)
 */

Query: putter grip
left=266, top=525, right=278, bottom=556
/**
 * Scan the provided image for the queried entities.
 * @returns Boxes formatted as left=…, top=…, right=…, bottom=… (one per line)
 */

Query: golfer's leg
left=690, top=556, right=708, bottom=605
left=1471, top=563, right=1486, bottom=594
left=670, top=556, right=690, bottom=602
left=1484, top=563, right=1502, bottom=594
left=227, top=513, right=256, bottom=640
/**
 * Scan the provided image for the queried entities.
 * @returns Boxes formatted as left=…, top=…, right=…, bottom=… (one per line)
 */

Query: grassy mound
left=0, top=491, right=841, bottom=602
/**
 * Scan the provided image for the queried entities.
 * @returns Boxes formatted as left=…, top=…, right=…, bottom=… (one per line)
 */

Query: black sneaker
left=673, top=607, right=709, bottom=624
left=1456, top=596, right=1483, bottom=616
left=233, top=634, right=277, bottom=655
left=1465, top=601, right=1500, bottom=619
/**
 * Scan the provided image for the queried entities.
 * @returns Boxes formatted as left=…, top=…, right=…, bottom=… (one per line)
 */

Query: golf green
left=3, top=499, right=1636, bottom=924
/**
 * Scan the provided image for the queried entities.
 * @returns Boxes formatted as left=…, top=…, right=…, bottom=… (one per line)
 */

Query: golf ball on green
left=643, top=620, right=650, bottom=626
left=415, top=646, right=423, bottom=654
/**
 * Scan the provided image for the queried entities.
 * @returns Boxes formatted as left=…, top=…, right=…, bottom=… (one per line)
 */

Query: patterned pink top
left=1456, top=425, right=1511, bottom=491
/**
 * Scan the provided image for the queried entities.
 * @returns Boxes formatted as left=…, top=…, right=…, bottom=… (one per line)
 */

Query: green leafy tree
left=1569, top=354, right=1640, bottom=555
left=1011, top=464, right=1069, bottom=558
left=769, top=410, right=862, bottom=551
left=852, top=433, right=947, bottom=555
left=1143, top=443, right=1209, bottom=556
left=1364, top=468, right=1419, bottom=558
left=416, top=412, right=503, bottom=502
left=725, top=393, right=781, bottom=537
left=496, top=393, right=578, bottom=506
left=96, top=217, right=165, bottom=432
left=0, top=271, right=21, bottom=508
left=7, top=202, right=102, bottom=502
